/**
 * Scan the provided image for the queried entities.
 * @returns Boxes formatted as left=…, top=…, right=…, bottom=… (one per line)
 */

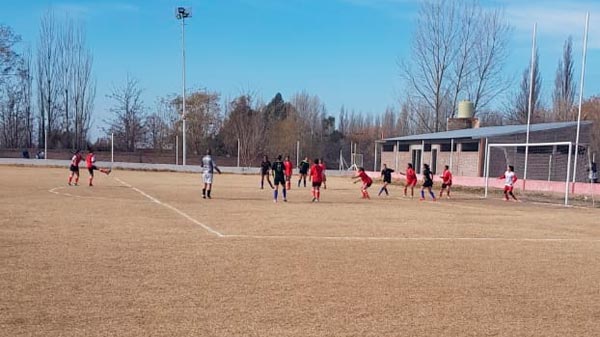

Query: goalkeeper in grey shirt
left=202, top=149, right=221, bottom=199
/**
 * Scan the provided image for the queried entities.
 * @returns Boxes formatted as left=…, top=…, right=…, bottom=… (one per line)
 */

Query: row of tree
left=0, top=13, right=95, bottom=151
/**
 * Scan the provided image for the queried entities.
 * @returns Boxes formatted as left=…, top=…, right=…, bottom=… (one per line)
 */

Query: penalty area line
left=113, top=177, right=224, bottom=237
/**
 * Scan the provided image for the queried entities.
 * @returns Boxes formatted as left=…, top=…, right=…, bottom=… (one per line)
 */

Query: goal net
left=484, top=142, right=573, bottom=206
left=349, top=153, right=364, bottom=171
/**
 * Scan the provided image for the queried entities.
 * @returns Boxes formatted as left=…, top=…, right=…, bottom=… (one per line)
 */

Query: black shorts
left=442, top=182, right=452, bottom=188
left=274, top=176, right=285, bottom=186
left=88, top=165, right=98, bottom=176
left=383, top=178, right=391, bottom=184
left=423, top=180, right=433, bottom=188
left=69, top=165, right=79, bottom=173
left=312, top=181, right=322, bottom=188
left=299, top=170, right=308, bottom=175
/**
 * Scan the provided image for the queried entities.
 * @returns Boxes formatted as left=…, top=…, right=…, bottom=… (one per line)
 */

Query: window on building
left=461, top=142, right=479, bottom=152
left=424, top=144, right=432, bottom=151
left=440, top=143, right=458, bottom=152
left=398, top=144, right=410, bottom=152
left=382, top=144, right=395, bottom=152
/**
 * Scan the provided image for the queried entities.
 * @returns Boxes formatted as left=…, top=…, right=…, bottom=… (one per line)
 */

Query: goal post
left=484, top=142, right=573, bottom=206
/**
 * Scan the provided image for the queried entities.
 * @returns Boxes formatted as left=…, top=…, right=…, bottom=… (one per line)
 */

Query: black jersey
left=299, top=160, right=310, bottom=174
left=272, top=160, right=285, bottom=180
left=423, top=167, right=433, bottom=183
left=381, top=168, right=394, bottom=183
left=260, top=160, right=271, bottom=174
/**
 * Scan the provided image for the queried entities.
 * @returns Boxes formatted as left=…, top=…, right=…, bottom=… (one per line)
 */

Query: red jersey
left=406, top=167, right=417, bottom=181
left=283, top=160, right=293, bottom=176
left=71, top=153, right=83, bottom=167
left=310, top=164, right=323, bottom=183
left=441, top=169, right=452, bottom=184
left=357, top=171, right=372, bottom=185
left=85, top=153, right=96, bottom=168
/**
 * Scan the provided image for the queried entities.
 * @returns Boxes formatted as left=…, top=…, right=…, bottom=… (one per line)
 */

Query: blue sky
left=2, top=0, right=600, bottom=138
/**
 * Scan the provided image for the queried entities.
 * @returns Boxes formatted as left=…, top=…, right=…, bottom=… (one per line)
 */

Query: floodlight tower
left=176, top=7, right=191, bottom=165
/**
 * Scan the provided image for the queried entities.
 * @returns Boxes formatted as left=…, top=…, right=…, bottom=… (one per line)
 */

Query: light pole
left=176, top=7, right=191, bottom=165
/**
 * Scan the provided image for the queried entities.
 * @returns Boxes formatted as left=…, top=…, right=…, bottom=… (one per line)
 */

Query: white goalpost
left=484, top=141, right=573, bottom=206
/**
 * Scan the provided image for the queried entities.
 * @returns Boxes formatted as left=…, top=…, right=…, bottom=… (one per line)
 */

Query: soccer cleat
left=283, top=199, right=287, bottom=202
left=419, top=198, right=425, bottom=201
left=312, top=198, right=316, bottom=203
left=203, top=195, right=206, bottom=199
left=107, top=169, right=111, bottom=175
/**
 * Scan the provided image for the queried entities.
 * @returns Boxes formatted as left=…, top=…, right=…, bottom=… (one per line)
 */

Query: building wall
left=380, top=124, right=593, bottom=181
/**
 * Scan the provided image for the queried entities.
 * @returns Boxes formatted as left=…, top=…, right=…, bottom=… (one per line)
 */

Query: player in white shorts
left=202, top=149, right=221, bottom=199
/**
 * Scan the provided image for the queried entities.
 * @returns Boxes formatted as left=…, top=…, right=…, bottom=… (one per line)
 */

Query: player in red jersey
left=309, top=158, right=324, bottom=202
left=398, top=163, right=417, bottom=198
left=85, top=149, right=111, bottom=186
left=68, top=150, right=83, bottom=186
left=439, top=165, right=453, bottom=199
left=499, top=165, right=518, bottom=202
left=352, top=167, right=373, bottom=199
left=283, top=155, right=293, bottom=190
left=320, top=159, right=327, bottom=189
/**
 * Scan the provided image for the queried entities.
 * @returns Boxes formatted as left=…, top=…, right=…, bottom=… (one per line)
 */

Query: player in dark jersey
left=297, top=157, right=310, bottom=187
left=260, top=155, right=274, bottom=189
left=378, top=163, right=394, bottom=196
left=271, top=155, right=287, bottom=202
left=419, top=163, right=436, bottom=201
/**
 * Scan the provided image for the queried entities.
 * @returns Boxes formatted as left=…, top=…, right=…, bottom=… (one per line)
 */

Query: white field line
left=113, top=177, right=224, bottom=237
left=222, top=234, right=600, bottom=243
left=48, top=186, right=152, bottom=203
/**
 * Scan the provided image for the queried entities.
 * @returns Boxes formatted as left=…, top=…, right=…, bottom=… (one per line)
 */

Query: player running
left=378, top=163, right=394, bottom=196
left=309, top=158, right=324, bottom=202
left=439, top=165, right=453, bottom=199
left=85, top=149, right=111, bottom=187
left=68, top=150, right=84, bottom=186
left=297, top=157, right=310, bottom=187
left=283, top=155, right=293, bottom=190
left=271, top=155, right=287, bottom=202
left=353, top=167, right=373, bottom=199
left=419, top=163, right=436, bottom=201
left=260, top=155, right=274, bottom=189
left=201, top=149, right=221, bottom=199
left=398, top=163, right=417, bottom=198
left=499, top=165, right=518, bottom=202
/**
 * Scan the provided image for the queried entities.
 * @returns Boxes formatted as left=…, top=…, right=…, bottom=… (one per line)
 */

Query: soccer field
left=1, top=166, right=599, bottom=336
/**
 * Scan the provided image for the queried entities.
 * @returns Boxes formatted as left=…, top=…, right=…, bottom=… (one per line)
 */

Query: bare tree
left=552, top=36, right=576, bottom=121
left=508, top=50, right=542, bottom=124
left=0, top=25, right=34, bottom=149
left=36, top=11, right=60, bottom=148
left=221, top=94, right=265, bottom=166
left=105, top=76, right=145, bottom=151
left=401, top=0, right=511, bottom=132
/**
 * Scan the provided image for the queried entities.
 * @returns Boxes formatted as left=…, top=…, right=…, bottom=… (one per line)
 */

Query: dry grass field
left=1, top=166, right=599, bottom=337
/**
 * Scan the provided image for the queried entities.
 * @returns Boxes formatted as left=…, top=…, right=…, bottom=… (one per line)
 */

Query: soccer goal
left=349, top=153, right=364, bottom=171
left=484, top=142, right=573, bottom=206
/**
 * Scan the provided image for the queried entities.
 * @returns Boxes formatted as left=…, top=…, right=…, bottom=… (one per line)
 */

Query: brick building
left=378, top=121, right=593, bottom=182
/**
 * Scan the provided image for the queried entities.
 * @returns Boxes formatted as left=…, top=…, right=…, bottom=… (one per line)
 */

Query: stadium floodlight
left=176, top=6, right=192, bottom=165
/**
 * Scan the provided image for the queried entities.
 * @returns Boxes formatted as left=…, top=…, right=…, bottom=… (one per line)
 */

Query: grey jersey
left=202, top=155, right=217, bottom=174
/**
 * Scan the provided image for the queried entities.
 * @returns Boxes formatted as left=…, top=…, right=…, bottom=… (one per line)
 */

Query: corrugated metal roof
left=380, top=121, right=591, bottom=142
